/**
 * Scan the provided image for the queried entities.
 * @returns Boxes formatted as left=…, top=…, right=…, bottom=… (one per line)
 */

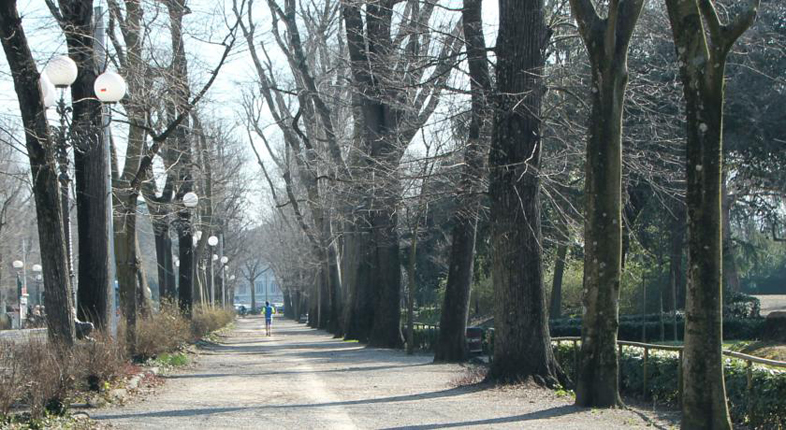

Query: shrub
left=73, top=332, right=127, bottom=391
left=17, top=339, right=75, bottom=418
left=135, top=300, right=192, bottom=359
left=549, top=314, right=767, bottom=341
left=191, top=306, right=234, bottom=339
left=554, top=343, right=786, bottom=429
left=0, top=340, right=23, bottom=417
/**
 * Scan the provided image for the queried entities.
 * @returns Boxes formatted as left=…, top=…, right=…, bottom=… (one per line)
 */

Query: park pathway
left=92, top=317, right=673, bottom=429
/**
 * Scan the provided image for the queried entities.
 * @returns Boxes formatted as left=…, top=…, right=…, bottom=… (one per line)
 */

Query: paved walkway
left=92, top=317, right=674, bottom=429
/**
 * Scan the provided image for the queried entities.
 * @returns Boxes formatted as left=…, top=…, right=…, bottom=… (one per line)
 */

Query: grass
left=153, top=352, right=189, bottom=368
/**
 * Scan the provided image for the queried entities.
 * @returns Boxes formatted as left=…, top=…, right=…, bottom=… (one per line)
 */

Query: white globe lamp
left=212, top=254, right=219, bottom=262
left=182, top=192, right=198, bottom=208
left=94, top=71, right=127, bottom=103
left=12, top=260, right=23, bottom=270
left=207, top=236, right=218, bottom=247
left=220, top=256, right=228, bottom=264
left=229, top=275, right=236, bottom=281
left=45, top=55, right=78, bottom=88
left=39, top=74, right=56, bottom=108
left=32, top=264, right=42, bottom=273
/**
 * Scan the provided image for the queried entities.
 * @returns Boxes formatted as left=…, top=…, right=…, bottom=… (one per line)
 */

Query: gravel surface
left=92, top=317, right=676, bottom=429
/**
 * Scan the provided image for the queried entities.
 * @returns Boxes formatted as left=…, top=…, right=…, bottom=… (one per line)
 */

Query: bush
left=549, top=314, right=767, bottom=341
left=725, top=292, right=762, bottom=318
left=134, top=300, right=192, bottom=359
left=553, top=343, right=786, bottom=429
left=0, top=340, right=23, bottom=417
left=191, top=306, right=234, bottom=339
left=73, top=332, right=127, bottom=391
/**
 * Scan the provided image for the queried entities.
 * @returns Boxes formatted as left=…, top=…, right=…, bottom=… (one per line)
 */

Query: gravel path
left=92, top=317, right=675, bottom=429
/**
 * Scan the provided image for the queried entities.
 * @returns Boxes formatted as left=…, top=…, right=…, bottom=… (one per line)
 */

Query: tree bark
left=664, top=0, right=758, bottom=426
left=0, top=0, right=76, bottom=346
left=56, top=0, right=112, bottom=330
left=569, top=0, right=644, bottom=407
left=114, top=192, right=138, bottom=350
left=434, top=0, right=490, bottom=363
left=177, top=213, right=195, bottom=317
left=549, top=242, right=568, bottom=319
left=487, top=0, right=560, bottom=385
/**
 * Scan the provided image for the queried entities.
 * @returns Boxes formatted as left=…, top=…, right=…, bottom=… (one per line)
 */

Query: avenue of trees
left=1, top=0, right=784, bottom=428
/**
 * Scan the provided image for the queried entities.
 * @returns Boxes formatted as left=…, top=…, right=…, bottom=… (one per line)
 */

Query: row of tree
left=246, top=0, right=781, bottom=428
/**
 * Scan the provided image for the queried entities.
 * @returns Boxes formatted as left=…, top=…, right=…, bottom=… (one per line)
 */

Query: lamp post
left=208, top=235, right=218, bottom=307
left=32, top=264, right=42, bottom=307
left=220, top=256, right=229, bottom=307
left=44, top=55, right=79, bottom=305
left=12, top=260, right=25, bottom=328
left=179, top=192, right=198, bottom=315
left=43, top=56, right=126, bottom=323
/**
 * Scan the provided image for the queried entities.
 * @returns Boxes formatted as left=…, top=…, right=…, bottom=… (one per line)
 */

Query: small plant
left=154, top=353, right=188, bottom=368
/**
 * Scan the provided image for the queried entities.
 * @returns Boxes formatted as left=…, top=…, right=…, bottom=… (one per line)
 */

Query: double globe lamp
left=40, top=55, right=127, bottom=105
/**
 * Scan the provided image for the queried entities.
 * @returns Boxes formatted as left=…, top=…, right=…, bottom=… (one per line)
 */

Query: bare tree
left=434, top=0, right=492, bottom=363
left=664, top=0, right=759, bottom=426
left=0, top=0, right=76, bottom=345
left=568, top=0, right=645, bottom=407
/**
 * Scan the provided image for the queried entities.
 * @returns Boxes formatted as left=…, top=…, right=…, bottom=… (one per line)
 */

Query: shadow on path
left=379, top=405, right=579, bottom=429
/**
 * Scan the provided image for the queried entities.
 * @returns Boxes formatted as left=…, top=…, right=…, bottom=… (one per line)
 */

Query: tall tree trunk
left=569, top=0, right=644, bottom=407
left=369, top=200, right=403, bottom=348
left=344, top=221, right=376, bottom=342
left=177, top=214, right=194, bottom=317
left=115, top=192, right=138, bottom=351
left=434, top=0, right=491, bottom=363
left=58, top=0, right=111, bottom=331
left=549, top=242, right=568, bottom=319
left=0, top=1, right=76, bottom=345
left=487, top=0, right=560, bottom=385
left=153, top=218, right=176, bottom=301
left=250, top=275, right=257, bottom=312
left=664, top=0, right=758, bottom=426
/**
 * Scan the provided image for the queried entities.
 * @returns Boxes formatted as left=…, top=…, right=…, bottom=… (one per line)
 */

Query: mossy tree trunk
left=569, top=0, right=644, bottom=407
left=664, top=0, right=758, bottom=427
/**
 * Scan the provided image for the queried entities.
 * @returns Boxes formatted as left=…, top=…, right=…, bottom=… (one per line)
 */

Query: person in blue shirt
left=264, top=301, right=275, bottom=336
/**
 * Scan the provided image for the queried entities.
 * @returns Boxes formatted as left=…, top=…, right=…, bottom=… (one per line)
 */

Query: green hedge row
left=549, top=316, right=767, bottom=341
left=554, top=343, right=786, bottom=429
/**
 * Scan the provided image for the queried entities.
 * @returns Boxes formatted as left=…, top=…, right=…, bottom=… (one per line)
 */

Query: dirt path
left=92, top=317, right=675, bottom=429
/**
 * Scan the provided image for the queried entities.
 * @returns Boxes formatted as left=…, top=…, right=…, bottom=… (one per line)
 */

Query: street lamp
left=207, top=236, right=218, bottom=307
left=32, top=264, right=42, bottom=307
left=177, top=192, right=199, bottom=314
left=12, top=260, right=26, bottom=328
left=44, top=55, right=79, bottom=301
left=183, top=192, right=199, bottom=208
left=42, top=56, right=127, bottom=311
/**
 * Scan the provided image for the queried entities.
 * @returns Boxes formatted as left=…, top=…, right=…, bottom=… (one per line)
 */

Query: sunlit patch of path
left=92, top=317, right=674, bottom=429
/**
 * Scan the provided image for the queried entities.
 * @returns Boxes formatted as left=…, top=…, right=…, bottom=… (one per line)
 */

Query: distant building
left=234, top=269, right=282, bottom=307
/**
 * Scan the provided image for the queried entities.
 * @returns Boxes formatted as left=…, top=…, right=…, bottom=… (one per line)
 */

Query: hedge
left=554, top=343, right=786, bottom=429
left=549, top=315, right=767, bottom=341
